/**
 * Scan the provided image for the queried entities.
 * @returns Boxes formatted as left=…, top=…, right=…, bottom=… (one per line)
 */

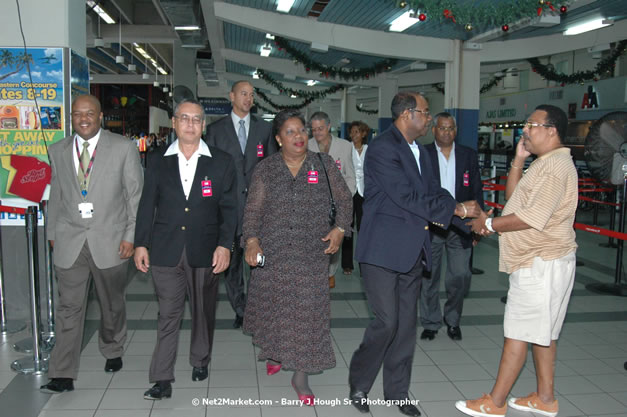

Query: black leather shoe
left=144, top=381, right=172, bottom=400
left=233, top=314, right=244, bottom=329
left=105, top=357, right=123, bottom=372
left=444, top=318, right=462, bottom=340
left=40, top=378, right=74, bottom=393
left=349, top=386, right=370, bottom=413
left=192, top=366, right=208, bottom=381
left=420, top=329, right=437, bottom=340
left=398, top=403, right=421, bottom=416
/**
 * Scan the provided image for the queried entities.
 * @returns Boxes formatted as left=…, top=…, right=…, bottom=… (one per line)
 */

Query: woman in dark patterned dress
left=242, top=109, right=352, bottom=405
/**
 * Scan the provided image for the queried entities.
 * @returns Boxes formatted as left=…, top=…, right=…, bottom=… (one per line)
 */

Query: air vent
left=308, top=0, right=331, bottom=18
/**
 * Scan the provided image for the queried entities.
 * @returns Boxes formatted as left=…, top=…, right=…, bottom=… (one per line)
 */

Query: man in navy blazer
left=420, top=112, right=484, bottom=343
left=134, top=98, right=238, bottom=400
left=348, top=93, right=481, bottom=417
left=205, top=80, right=276, bottom=328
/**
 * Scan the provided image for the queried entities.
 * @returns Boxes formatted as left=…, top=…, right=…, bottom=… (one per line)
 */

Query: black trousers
left=348, top=254, right=424, bottom=400
left=341, top=193, right=364, bottom=269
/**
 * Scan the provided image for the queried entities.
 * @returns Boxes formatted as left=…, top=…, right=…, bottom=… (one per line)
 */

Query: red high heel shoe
left=266, top=361, right=282, bottom=376
left=291, top=381, right=314, bottom=406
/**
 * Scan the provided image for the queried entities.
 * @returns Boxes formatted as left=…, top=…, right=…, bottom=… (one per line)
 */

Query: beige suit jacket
left=47, top=129, right=143, bottom=269
left=308, top=135, right=356, bottom=195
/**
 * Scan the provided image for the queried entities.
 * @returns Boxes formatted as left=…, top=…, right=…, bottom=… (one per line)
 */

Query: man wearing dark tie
left=134, top=98, right=238, bottom=400
left=420, top=112, right=484, bottom=342
left=348, top=92, right=481, bottom=416
left=41, top=95, right=143, bottom=393
left=205, top=80, right=276, bottom=328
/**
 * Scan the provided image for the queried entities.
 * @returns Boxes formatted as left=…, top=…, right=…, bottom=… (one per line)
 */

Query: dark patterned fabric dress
left=242, top=150, right=352, bottom=373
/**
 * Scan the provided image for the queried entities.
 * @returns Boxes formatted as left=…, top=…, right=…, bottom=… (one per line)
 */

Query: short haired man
left=308, top=111, right=356, bottom=287
left=205, top=81, right=276, bottom=328
left=41, top=95, right=144, bottom=393
left=135, top=98, right=238, bottom=400
left=348, top=93, right=481, bottom=417
left=456, top=105, right=577, bottom=417
left=420, top=112, right=484, bottom=341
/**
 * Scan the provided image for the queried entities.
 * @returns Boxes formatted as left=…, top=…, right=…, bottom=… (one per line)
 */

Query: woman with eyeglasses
left=241, top=109, right=352, bottom=405
left=341, top=121, right=370, bottom=276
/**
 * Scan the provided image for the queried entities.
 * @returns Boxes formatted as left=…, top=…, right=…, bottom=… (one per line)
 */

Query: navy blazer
left=424, top=143, right=484, bottom=248
left=355, top=124, right=457, bottom=273
left=205, top=114, right=276, bottom=232
left=134, top=145, right=238, bottom=268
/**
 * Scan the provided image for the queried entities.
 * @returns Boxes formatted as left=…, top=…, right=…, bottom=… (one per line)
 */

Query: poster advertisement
left=70, top=49, right=89, bottom=104
left=0, top=47, right=66, bottom=225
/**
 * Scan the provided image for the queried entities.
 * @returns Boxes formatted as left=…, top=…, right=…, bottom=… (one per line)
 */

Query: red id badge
left=308, top=170, right=318, bottom=184
left=202, top=180, right=213, bottom=197
left=463, top=171, right=469, bottom=187
left=257, top=143, right=264, bottom=157
left=335, top=159, right=342, bottom=170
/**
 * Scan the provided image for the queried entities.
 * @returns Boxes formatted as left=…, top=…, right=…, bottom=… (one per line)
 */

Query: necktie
left=77, top=142, right=91, bottom=191
left=237, top=119, right=247, bottom=153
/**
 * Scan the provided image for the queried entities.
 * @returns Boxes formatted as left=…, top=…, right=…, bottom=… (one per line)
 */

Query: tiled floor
left=1, top=214, right=626, bottom=417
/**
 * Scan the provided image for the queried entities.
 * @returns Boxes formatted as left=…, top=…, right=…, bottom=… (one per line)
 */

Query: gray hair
left=174, top=98, right=205, bottom=119
left=309, top=111, right=330, bottom=126
left=432, top=112, right=456, bottom=128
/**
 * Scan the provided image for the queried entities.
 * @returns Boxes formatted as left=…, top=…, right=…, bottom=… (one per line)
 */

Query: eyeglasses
left=523, top=121, right=554, bottom=129
left=408, top=108, right=430, bottom=116
left=175, top=114, right=204, bottom=125
left=436, top=126, right=456, bottom=132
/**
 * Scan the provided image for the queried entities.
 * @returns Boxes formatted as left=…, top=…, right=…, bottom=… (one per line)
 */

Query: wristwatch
left=485, top=217, right=495, bottom=233
left=336, top=226, right=345, bottom=233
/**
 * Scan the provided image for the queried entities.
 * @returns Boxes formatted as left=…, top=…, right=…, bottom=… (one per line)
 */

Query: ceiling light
left=252, top=71, right=259, bottom=79
left=115, top=55, right=125, bottom=64
left=260, top=44, right=272, bottom=57
left=157, top=67, right=168, bottom=75
left=142, top=73, right=150, bottom=80
left=94, top=37, right=104, bottom=47
left=163, top=86, right=169, bottom=92
left=174, top=25, right=200, bottom=31
left=389, top=10, right=421, bottom=32
left=307, top=80, right=318, bottom=86
left=128, top=63, right=136, bottom=71
left=87, top=0, right=115, bottom=24
left=564, top=18, right=612, bottom=35
left=266, top=33, right=275, bottom=40
left=290, top=94, right=297, bottom=98
left=153, top=81, right=160, bottom=87
left=276, top=0, right=295, bottom=13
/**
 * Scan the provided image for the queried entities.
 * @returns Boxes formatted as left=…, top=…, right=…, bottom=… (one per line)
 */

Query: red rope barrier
left=0, top=205, right=26, bottom=215
left=574, top=223, right=627, bottom=240
left=578, top=195, right=620, bottom=207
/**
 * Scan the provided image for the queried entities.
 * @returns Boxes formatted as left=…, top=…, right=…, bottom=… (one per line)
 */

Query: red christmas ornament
left=325, top=72, right=329, bottom=78
left=537, top=7, right=543, bottom=16
left=305, top=67, right=310, bottom=72
left=532, top=68, right=537, bottom=72
left=560, top=5, right=567, bottom=13
left=443, top=9, right=456, bottom=23
left=560, top=82, right=565, bottom=87
left=593, top=77, right=598, bottom=81
left=418, top=13, right=426, bottom=21
left=365, top=74, right=369, bottom=79
left=502, top=24, right=509, bottom=32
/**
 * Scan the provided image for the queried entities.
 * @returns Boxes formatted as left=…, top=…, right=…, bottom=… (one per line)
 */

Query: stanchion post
left=614, top=177, right=626, bottom=285
left=40, top=201, right=55, bottom=349
left=11, top=206, right=48, bottom=374
left=0, top=208, right=27, bottom=336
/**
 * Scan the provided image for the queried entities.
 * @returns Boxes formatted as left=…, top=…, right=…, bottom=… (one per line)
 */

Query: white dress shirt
left=352, top=144, right=368, bottom=197
left=73, top=129, right=101, bottom=175
left=407, top=141, right=422, bottom=174
left=435, top=142, right=456, bottom=198
left=164, top=139, right=212, bottom=200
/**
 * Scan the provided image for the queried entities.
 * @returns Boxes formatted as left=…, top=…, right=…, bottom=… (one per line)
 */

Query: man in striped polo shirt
left=456, top=105, right=578, bottom=417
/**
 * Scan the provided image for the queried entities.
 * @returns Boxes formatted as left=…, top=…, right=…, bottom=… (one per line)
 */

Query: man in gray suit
left=205, top=80, right=276, bottom=328
left=308, top=111, right=356, bottom=287
left=41, top=95, right=143, bottom=393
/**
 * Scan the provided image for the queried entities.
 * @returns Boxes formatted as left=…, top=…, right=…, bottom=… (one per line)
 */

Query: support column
left=173, top=40, right=198, bottom=97
left=377, top=78, right=398, bottom=135
left=445, top=40, right=480, bottom=149
left=340, top=88, right=357, bottom=139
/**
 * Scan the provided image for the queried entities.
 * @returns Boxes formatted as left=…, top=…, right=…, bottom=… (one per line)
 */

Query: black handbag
left=317, top=153, right=337, bottom=226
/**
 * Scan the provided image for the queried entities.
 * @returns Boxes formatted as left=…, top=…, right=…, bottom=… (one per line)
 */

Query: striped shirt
left=499, top=147, right=578, bottom=274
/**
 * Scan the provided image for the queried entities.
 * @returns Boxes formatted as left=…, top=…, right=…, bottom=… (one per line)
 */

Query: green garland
left=528, top=40, right=627, bottom=85
left=256, top=69, right=344, bottom=99
left=274, top=37, right=397, bottom=81
left=254, top=88, right=314, bottom=111
left=388, top=0, right=572, bottom=31
left=253, top=101, right=276, bottom=115
left=356, top=104, right=378, bottom=115
left=480, top=75, right=505, bottom=94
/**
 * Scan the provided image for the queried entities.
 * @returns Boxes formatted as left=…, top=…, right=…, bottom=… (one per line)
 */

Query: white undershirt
left=73, top=129, right=101, bottom=175
left=407, top=141, right=422, bottom=174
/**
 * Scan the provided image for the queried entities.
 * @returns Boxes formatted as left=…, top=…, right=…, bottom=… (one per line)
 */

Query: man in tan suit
left=41, top=95, right=143, bottom=393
